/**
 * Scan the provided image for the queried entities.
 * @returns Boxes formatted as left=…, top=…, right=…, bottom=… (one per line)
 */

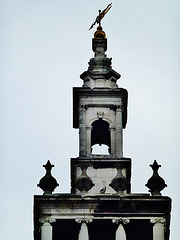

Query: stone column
left=115, top=224, right=126, bottom=240
left=109, top=126, right=115, bottom=156
left=79, top=105, right=87, bottom=157
left=75, top=218, right=93, bottom=240
left=150, top=218, right=166, bottom=240
left=39, top=218, right=55, bottom=240
left=115, top=105, right=123, bottom=157
left=112, top=218, right=129, bottom=240
left=86, top=126, right=92, bottom=156
left=78, top=222, right=89, bottom=240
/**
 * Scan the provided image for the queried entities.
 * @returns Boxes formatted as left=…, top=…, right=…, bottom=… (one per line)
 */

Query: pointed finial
left=43, top=160, right=54, bottom=171
left=37, top=160, right=59, bottom=195
left=150, top=160, right=161, bottom=172
left=145, top=160, right=167, bottom=196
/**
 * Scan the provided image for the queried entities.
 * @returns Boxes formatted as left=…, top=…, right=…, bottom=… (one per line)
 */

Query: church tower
left=34, top=5, right=171, bottom=240
left=71, top=23, right=131, bottom=196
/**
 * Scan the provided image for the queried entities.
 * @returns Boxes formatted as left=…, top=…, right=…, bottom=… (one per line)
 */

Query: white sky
left=0, top=1, right=180, bottom=239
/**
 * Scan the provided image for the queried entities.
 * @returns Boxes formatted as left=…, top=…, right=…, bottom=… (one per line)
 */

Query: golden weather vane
left=89, top=3, right=112, bottom=30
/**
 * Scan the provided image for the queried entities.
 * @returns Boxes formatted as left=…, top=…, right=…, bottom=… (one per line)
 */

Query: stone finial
left=37, top=160, right=59, bottom=195
left=75, top=162, right=95, bottom=193
left=109, top=162, right=129, bottom=196
left=145, top=160, right=167, bottom=196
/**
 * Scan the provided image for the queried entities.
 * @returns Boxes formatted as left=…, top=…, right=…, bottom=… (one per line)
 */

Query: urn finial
left=109, top=162, right=129, bottom=196
left=145, top=160, right=167, bottom=196
left=75, top=162, right=95, bottom=193
left=37, top=160, right=59, bottom=195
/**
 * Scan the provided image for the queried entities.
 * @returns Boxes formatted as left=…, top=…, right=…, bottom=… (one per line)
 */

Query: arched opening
left=91, top=119, right=110, bottom=154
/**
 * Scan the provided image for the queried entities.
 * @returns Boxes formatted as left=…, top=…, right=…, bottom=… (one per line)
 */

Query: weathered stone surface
left=71, top=158, right=131, bottom=194
left=80, top=38, right=120, bottom=89
left=34, top=194, right=171, bottom=240
left=73, top=88, right=128, bottom=158
left=109, top=162, right=129, bottom=195
left=75, top=162, right=95, bottom=193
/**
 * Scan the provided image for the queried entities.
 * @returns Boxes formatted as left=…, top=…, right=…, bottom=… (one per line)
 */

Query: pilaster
left=150, top=217, right=166, bottom=240
left=112, top=218, right=130, bottom=240
left=109, top=126, right=115, bottom=156
left=39, top=218, right=56, bottom=240
left=86, top=126, right=92, bottom=156
left=79, top=105, right=87, bottom=157
left=75, top=218, right=93, bottom=240
left=115, top=105, right=123, bottom=157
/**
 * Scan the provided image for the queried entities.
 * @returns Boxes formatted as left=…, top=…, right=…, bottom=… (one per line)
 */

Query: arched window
left=91, top=119, right=110, bottom=154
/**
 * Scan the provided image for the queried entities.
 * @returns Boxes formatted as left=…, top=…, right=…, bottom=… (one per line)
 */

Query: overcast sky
left=0, top=1, right=180, bottom=240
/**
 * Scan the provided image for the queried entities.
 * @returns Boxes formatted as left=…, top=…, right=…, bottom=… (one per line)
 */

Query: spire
left=80, top=3, right=120, bottom=88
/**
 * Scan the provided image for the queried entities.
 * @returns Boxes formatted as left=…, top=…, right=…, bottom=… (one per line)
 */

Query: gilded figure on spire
left=89, top=3, right=112, bottom=30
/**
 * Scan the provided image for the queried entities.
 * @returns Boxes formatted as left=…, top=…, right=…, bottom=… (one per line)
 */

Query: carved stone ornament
left=39, top=217, right=56, bottom=225
left=112, top=218, right=130, bottom=225
left=109, top=162, right=129, bottom=195
left=88, top=57, right=112, bottom=72
left=145, top=160, right=167, bottom=196
left=75, top=162, right=95, bottom=192
left=116, top=105, right=124, bottom=112
left=37, top=160, right=59, bottom=195
left=97, top=111, right=104, bottom=119
left=75, top=217, right=93, bottom=224
left=150, top=217, right=166, bottom=225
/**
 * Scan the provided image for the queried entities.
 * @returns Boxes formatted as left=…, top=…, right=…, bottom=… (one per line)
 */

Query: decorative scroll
left=39, top=217, right=56, bottom=225
left=112, top=218, right=130, bottom=225
left=150, top=217, right=166, bottom=225
left=75, top=217, right=93, bottom=224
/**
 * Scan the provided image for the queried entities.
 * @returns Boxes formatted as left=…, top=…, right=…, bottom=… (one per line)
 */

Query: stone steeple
left=34, top=11, right=171, bottom=240
left=73, top=27, right=128, bottom=159
left=71, top=25, right=130, bottom=195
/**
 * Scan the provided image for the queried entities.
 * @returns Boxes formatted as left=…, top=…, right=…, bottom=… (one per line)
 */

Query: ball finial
left=94, top=26, right=106, bottom=39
